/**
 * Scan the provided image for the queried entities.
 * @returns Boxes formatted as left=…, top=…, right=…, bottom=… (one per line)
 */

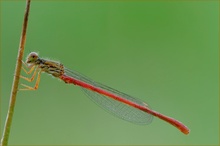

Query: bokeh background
left=1, top=1, right=219, bottom=145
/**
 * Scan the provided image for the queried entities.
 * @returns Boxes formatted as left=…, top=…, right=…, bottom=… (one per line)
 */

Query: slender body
left=20, top=52, right=190, bottom=135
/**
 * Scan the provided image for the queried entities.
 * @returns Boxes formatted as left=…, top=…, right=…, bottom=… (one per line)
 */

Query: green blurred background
left=1, top=1, right=219, bottom=145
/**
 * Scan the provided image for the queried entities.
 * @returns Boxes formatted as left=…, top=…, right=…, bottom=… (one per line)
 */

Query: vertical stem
left=1, top=0, right=31, bottom=145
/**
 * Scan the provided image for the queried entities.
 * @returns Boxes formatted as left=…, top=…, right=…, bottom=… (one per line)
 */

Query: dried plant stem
left=1, top=0, right=31, bottom=145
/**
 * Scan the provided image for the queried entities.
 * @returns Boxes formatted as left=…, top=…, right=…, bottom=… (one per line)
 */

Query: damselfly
left=20, top=52, right=190, bottom=135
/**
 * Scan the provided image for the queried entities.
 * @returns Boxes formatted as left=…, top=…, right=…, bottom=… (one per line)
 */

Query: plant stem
left=1, top=0, right=31, bottom=145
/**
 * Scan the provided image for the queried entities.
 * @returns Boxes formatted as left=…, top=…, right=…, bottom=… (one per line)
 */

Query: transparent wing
left=65, top=68, right=153, bottom=125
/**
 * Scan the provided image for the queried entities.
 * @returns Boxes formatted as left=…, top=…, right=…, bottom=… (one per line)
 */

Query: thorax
left=35, top=59, right=64, bottom=77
